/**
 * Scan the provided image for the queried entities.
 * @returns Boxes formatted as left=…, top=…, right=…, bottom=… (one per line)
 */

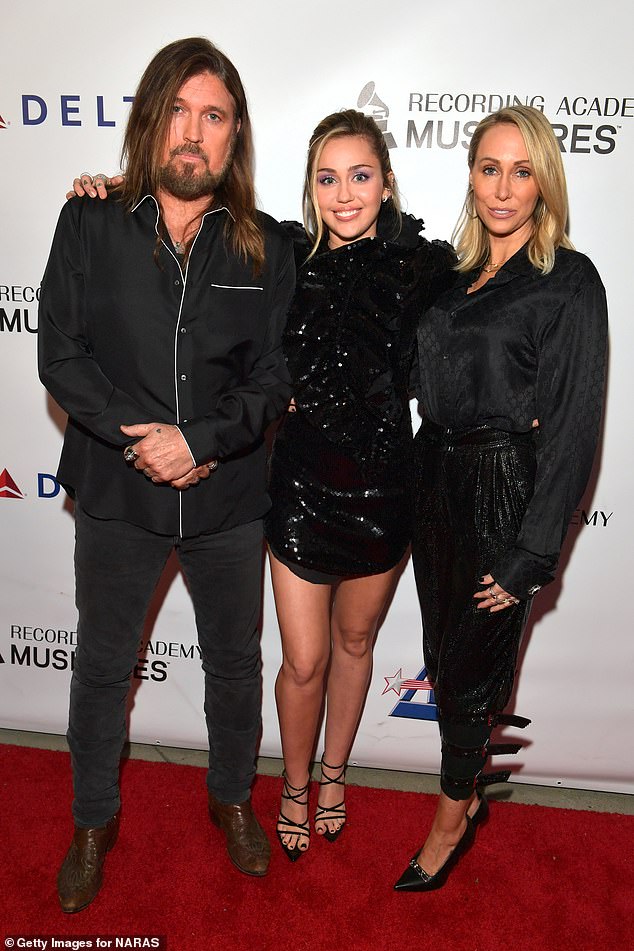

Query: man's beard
left=159, top=141, right=235, bottom=201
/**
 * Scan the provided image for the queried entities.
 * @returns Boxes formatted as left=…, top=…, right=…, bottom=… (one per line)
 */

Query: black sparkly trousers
left=412, top=420, right=534, bottom=801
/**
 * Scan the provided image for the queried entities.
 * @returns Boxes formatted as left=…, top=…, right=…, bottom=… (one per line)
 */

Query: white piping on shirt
left=209, top=283, right=263, bottom=291
left=144, top=199, right=231, bottom=537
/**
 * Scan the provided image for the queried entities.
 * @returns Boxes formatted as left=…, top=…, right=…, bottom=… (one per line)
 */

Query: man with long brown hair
left=39, top=37, right=295, bottom=911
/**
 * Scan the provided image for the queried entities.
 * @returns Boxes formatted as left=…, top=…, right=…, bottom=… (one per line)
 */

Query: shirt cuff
left=175, top=426, right=197, bottom=468
left=491, top=547, right=558, bottom=601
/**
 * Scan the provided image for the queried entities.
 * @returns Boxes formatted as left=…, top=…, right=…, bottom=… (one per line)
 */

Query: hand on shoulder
left=66, top=172, right=124, bottom=201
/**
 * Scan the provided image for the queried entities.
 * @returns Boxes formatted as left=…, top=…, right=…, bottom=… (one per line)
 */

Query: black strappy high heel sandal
left=315, top=757, right=346, bottom=843
left=276, top=774, right=310, bottom=862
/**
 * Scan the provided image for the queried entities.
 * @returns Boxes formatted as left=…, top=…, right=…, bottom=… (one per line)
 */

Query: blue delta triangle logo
left=383, top=666, right=438, bottom=721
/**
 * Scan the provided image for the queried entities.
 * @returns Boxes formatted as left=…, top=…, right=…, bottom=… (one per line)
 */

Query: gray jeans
left=69, top=505, right=264, bottom=827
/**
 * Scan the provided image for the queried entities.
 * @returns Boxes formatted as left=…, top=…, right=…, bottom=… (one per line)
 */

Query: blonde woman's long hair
left=453, top=105, right=574, bottom=275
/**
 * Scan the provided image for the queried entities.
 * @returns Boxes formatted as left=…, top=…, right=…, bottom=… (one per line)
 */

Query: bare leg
left=269, top=551, right=332, bottom=852
left=316, top=567, right=400, bottom=836
left=413, top=790, right=481, bottom=875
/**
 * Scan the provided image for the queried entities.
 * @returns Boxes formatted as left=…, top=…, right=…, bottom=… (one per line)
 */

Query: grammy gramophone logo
left=357, top=82, right=397, bottom=149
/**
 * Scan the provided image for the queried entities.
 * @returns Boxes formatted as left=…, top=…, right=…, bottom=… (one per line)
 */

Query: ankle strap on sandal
left=320, top=757, right=346, bottom=785
left=281, top=773, right=310, bottom=803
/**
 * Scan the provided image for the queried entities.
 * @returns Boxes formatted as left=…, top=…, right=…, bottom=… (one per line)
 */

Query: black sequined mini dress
left=265, top=219, right=454, bottom=580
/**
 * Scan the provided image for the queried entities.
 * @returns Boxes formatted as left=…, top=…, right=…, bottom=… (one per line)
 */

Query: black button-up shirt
left=38, top=194, right=295, bottom=536
left=415, top=244, right=608, bottom=598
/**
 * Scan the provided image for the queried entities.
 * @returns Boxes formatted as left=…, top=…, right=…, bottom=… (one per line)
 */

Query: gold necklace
left=482, top=261, right=503, bottom=273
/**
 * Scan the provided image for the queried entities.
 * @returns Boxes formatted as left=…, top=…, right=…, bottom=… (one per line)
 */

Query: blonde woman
left=395, top=106, right=608, bottom=891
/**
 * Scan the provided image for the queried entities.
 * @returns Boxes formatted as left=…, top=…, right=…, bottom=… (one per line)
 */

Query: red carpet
left=1, top=744, right=631, bottom=951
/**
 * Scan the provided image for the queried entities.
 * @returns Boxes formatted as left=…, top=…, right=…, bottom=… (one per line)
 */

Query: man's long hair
left=120, top=37, right=264, bottom=270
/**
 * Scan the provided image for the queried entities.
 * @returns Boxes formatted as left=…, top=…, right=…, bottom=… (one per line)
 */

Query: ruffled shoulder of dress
left=279, top=220, right=313, bottom=269
left=380, top=210, right=456, bottom=268
left=378, top=209, right=425, bottom=248
left=428, top=238, right=458, bottom=275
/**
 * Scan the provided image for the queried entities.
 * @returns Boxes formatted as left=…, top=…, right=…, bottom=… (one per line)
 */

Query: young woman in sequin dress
left=265, top=110, right=454, bottom=860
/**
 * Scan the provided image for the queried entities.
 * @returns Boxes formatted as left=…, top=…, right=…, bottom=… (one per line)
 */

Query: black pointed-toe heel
left=276, top=774, right=310, bottom=863
left=393, top=817, right=476, bottom=892
left=315, top=757, right=346, bottom=843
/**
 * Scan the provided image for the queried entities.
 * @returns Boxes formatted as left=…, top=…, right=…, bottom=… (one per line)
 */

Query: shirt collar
left=454, top=241, right=534, bottom=288
left=130, top=193, right=235, bottom=222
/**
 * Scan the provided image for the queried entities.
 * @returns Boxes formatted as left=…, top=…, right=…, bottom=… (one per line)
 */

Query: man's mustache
left=170, top=144, right=208, bottom=160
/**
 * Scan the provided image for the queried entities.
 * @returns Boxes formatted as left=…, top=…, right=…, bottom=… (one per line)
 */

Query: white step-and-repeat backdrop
left=2, top=1, right=632, bottom=793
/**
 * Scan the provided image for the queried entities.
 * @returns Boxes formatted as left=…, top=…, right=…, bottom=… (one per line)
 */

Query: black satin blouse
left=415, top=243, right=608, bottom=598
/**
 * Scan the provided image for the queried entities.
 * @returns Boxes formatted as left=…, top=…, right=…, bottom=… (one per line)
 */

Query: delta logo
left=0, top=467, right=61, bottom=499
left=383, top=666, right=438, bottom=722
left=0, top=94, right=135, bottom=130
left=0, top=468, right=24, bottom=499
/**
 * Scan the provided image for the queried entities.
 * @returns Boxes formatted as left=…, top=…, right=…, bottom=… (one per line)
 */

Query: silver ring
left=488, top=587, right=499, bottom=601
left=207, top=460, right=218, bottom=471
left=124, top=446, right=138, bottom=463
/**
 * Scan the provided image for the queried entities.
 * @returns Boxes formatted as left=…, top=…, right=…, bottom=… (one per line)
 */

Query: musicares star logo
left=382, top=668, right=435, bottom=696
left=0, top=468, right=24, bottom=499
left=0, top=114, right=7, bottom=130
left=384, top=666, right=438, bottom=721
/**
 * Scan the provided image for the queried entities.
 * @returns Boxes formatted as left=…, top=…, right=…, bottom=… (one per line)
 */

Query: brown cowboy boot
left=57, top=812, right=120, bottom=913
left=208, top=793, right=270, bottom=876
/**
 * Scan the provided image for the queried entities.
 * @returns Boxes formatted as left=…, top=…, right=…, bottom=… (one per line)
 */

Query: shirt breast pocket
left=206, top=283, right=266, bottom=343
